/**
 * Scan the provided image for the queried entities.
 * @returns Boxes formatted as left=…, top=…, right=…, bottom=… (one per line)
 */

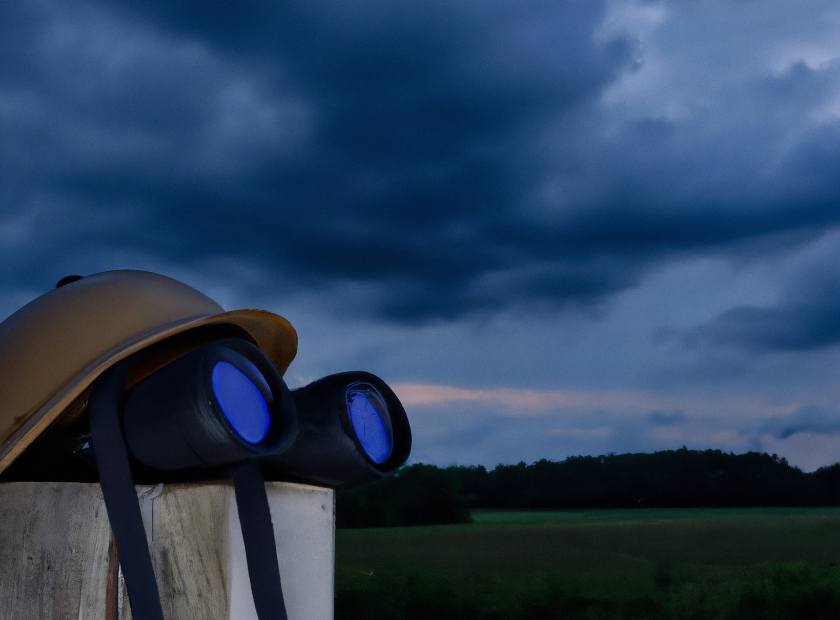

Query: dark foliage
left=338, top=449, right=840, bottom=527
left=474, top=449, right=817, bottom=509
left=336, top=464, right=472, bottom=529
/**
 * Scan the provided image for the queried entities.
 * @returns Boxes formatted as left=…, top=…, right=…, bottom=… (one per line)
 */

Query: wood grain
left=0, top=481, right=334, bottom=619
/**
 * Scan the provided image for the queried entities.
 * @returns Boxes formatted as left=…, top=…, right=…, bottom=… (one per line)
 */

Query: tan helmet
left=0, top=270, right=297, bottom=475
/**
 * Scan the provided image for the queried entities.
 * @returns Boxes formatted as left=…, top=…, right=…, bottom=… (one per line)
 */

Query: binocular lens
left=346, top=384, right=392, bottom=464
left=213, top=361, right=271, bottom=444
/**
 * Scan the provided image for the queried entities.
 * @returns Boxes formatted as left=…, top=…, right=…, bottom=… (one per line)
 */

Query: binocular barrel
left=123, top=339, right=297, bottom=470
left=261, top=371, right=412, bottom=490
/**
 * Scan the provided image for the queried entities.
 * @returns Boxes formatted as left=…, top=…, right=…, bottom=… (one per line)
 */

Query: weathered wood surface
left=0, top=481, right=335, bottom=619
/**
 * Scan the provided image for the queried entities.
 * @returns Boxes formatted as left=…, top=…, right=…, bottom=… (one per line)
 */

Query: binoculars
left=117, top=337, right=411, bottom=488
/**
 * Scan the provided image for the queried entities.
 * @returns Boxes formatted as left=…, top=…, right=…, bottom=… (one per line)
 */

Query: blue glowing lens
left=212, top=361, right=271, bottom=444
left=347, top=387, right=392, bottom=464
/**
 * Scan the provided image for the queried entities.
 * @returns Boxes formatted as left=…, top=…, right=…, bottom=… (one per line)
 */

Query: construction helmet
left=0, top=269, right=298, bottom=479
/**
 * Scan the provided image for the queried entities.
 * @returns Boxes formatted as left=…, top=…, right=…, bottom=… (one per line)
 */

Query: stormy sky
left=4, top=0, right=840, bottom=470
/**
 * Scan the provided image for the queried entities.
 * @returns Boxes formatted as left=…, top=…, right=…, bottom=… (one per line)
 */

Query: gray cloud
left=2, top=0, right=647, bottom=315
left=760, top=405, right=840, bottom=441
left=690, top=304, right=840, bottom=352
left=7, top=0, right=840, bottom=324
left=686, top=245, right=840, bottom=351
left=648, top=411, right=686, bottom=427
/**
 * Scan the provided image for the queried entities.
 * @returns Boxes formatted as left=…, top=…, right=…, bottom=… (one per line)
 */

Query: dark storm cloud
left=4, top=0, right=840, bottom=322
left=688, top=247, right=840, bottom=351
left=690, top=304, right=840, bottom=352
left=760, top=406, right=840, bottom=441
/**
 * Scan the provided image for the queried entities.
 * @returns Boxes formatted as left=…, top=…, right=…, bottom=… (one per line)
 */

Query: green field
left=336, top=508, right=840, bottom=619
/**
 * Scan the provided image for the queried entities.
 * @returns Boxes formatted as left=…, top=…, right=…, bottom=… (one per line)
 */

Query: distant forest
left=336, top=448, right=840, bottom=528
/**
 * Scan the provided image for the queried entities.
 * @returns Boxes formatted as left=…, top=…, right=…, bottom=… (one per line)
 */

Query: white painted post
left=0, top=481, right=335, bottom=620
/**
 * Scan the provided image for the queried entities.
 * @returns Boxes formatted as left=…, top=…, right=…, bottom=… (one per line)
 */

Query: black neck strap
left=232, top=461, right=289, bottom=620
left=89, top=360, right=289, bottom=620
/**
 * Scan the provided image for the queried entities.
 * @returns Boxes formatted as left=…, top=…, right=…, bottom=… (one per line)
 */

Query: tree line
left=336, top=448, right=840, bottom=528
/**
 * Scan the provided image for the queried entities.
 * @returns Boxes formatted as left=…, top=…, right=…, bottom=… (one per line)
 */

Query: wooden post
left=0, top=481, right=335, bottom=619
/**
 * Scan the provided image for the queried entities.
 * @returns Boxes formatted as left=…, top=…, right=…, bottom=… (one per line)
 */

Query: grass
left=471, top=506, right=840, bottom=524
left=336, top=508, right=840, bottom=619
